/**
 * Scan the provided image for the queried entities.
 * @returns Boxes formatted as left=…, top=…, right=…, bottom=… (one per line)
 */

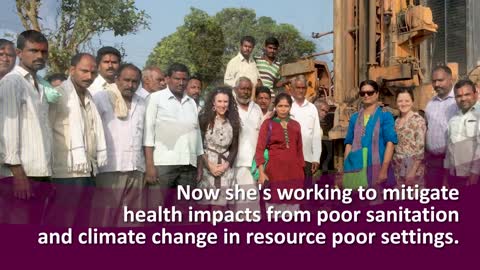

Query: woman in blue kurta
left=343, top=80, right=398, bottom=189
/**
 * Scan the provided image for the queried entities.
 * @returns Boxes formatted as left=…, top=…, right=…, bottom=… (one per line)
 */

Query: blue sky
left=1, top=0, right=333, bottom=69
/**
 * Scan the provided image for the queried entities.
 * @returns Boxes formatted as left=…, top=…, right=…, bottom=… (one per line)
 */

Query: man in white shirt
left=233, top=77, right=263, bottom=212
left=445, top=79, right=480, bottom=188
left=224, top=36, right=261, bottom=97
left=425, top=66, right=458, bottom=188
left=88, top=46, right=121, bottom=95
left=47, top=53, right=107, bottom=226
left=0, top=39, right=16, bottom=81
left=93, top=63, right=146, bottom=226
left=137, top=66, right=166, bottom=99
left=144, top=63, right=203, bottom=208
left=290, top=75, right=322, bottom=184
left=50, top=53, right=105, bottom=183
left=0, top=30, right=52, bottom=197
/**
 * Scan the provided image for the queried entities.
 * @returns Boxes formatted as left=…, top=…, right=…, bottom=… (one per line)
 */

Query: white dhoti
left=91, top=171, right=145, bottom=227
left=234, top=167, right=260, bottom=212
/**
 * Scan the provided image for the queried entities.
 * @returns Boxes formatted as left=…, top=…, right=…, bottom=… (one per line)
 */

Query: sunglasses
left=359, top=91, right=377, bottom=97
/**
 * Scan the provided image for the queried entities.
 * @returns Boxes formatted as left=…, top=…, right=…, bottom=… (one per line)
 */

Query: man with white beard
left=233, top=77, right=263, bottom=212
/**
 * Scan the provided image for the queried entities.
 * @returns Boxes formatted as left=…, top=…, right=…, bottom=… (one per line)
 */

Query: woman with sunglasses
left=343, top=80, right=398, bottom=190
left=197, top=87, right=240, bottom=209
left=255, top=93, right=304, bottom=211
left=392, top=89, right=426, bottom=188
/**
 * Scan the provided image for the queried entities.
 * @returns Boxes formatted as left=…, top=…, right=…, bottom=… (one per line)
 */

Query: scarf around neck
left=62, top=78, right=107, bottom=173
left=352, top=106, right=382, bottom=184
left=105, top=83, right=129, bottom=119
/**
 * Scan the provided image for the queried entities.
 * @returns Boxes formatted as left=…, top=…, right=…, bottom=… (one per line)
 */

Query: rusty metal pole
left=333, top=0, right=344, bottom=103
left=368, top=0, right=377, bottom=66
left=302, top=50, right=334, bottom=59
left=358, top=0, right=368, bottom=81
left=346, top=0, right=355, bottom=97
left=312, top=31, right=334, bottom=39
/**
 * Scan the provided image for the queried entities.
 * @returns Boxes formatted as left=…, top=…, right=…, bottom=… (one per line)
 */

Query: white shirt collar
left=166, top=87, right=191, bottom=104
left=14, top=65, right=40, bottom=82
left=293, top=98, right=309, bottom=107
left=474, top=101, right=480, bottom=111
left=236, top=99, right=255, bottom=112
left=95, top=75, right=109, bottom=87
left=136, top=87, right=150, bottom=99
left=457, top=101, right=480, bottom=116
left=14, top=65, right=30, bottom=77
left=433, top=87, right=455, bottom=101
left=237, top=52, right=253, bottom=63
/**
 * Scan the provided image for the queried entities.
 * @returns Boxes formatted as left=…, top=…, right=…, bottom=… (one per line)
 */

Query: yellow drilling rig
left=282, top=1, right=439, bottom=172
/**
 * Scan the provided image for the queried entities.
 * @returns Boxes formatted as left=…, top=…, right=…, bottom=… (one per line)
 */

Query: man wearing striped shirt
left=0, top=30, right=52, bottom=200
left=255, top=37, right=287, bottom=98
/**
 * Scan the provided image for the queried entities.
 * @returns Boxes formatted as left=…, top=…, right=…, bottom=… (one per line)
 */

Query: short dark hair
left=189, top=74, right=203, bottom=88
left=70, top=53, right=95, bottom=67
left=432, top=65, right=452, bottom=77
left=47, top=73, right=67, bottom=84
left=265, top=37, right=279, bottom=47
left=117, top=63, right=141, bottom=79
left=240, top=36, right=256, bottom=47
left=96, top=46, right=121, bottom=64
left=395, top=88, right=415, bottom=102
left=166, top=63, right=190, bottom=77
left=0, top=39, right=14, bottom=49
left=255, top=86, right=272, bottom=98
left=359, top=79, right=379, bottom=92
left=454, top=79, right=476, bottom=94
left=273, top=92, right=293, bottom=107
left=190, top=74, right=202, bottom=82
left=17, top=30, right=48, bottom=50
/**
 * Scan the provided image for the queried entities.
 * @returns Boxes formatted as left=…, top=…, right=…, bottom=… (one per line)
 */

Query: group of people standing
left=196, top=75, right=321, bottom=213
left=0, top=29, right=478, bottom=226
left=343, top=66, right=480, bottom=192
left=0, top=30, right=322, bottom=224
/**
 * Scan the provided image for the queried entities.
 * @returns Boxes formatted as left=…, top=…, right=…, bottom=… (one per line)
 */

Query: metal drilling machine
left=280, top=1, right=480, bottom=173
left=328, top=0, right=439, bottom=171
left=280, top=0, right=438, bottom=172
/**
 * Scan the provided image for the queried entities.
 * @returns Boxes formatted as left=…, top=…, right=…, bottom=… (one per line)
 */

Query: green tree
left=214, top=8, right=257, bottom=58
left=184, top=9, right=225, bottom=85
left=274, top=24, right=317, bottom=63
left=147, top=8, right=224, bottom=86
left=146, top=31, right=193, bottom=72
left=147, top=7, right=316, bottom=86
left=16, top=0, right=149, bottom=73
